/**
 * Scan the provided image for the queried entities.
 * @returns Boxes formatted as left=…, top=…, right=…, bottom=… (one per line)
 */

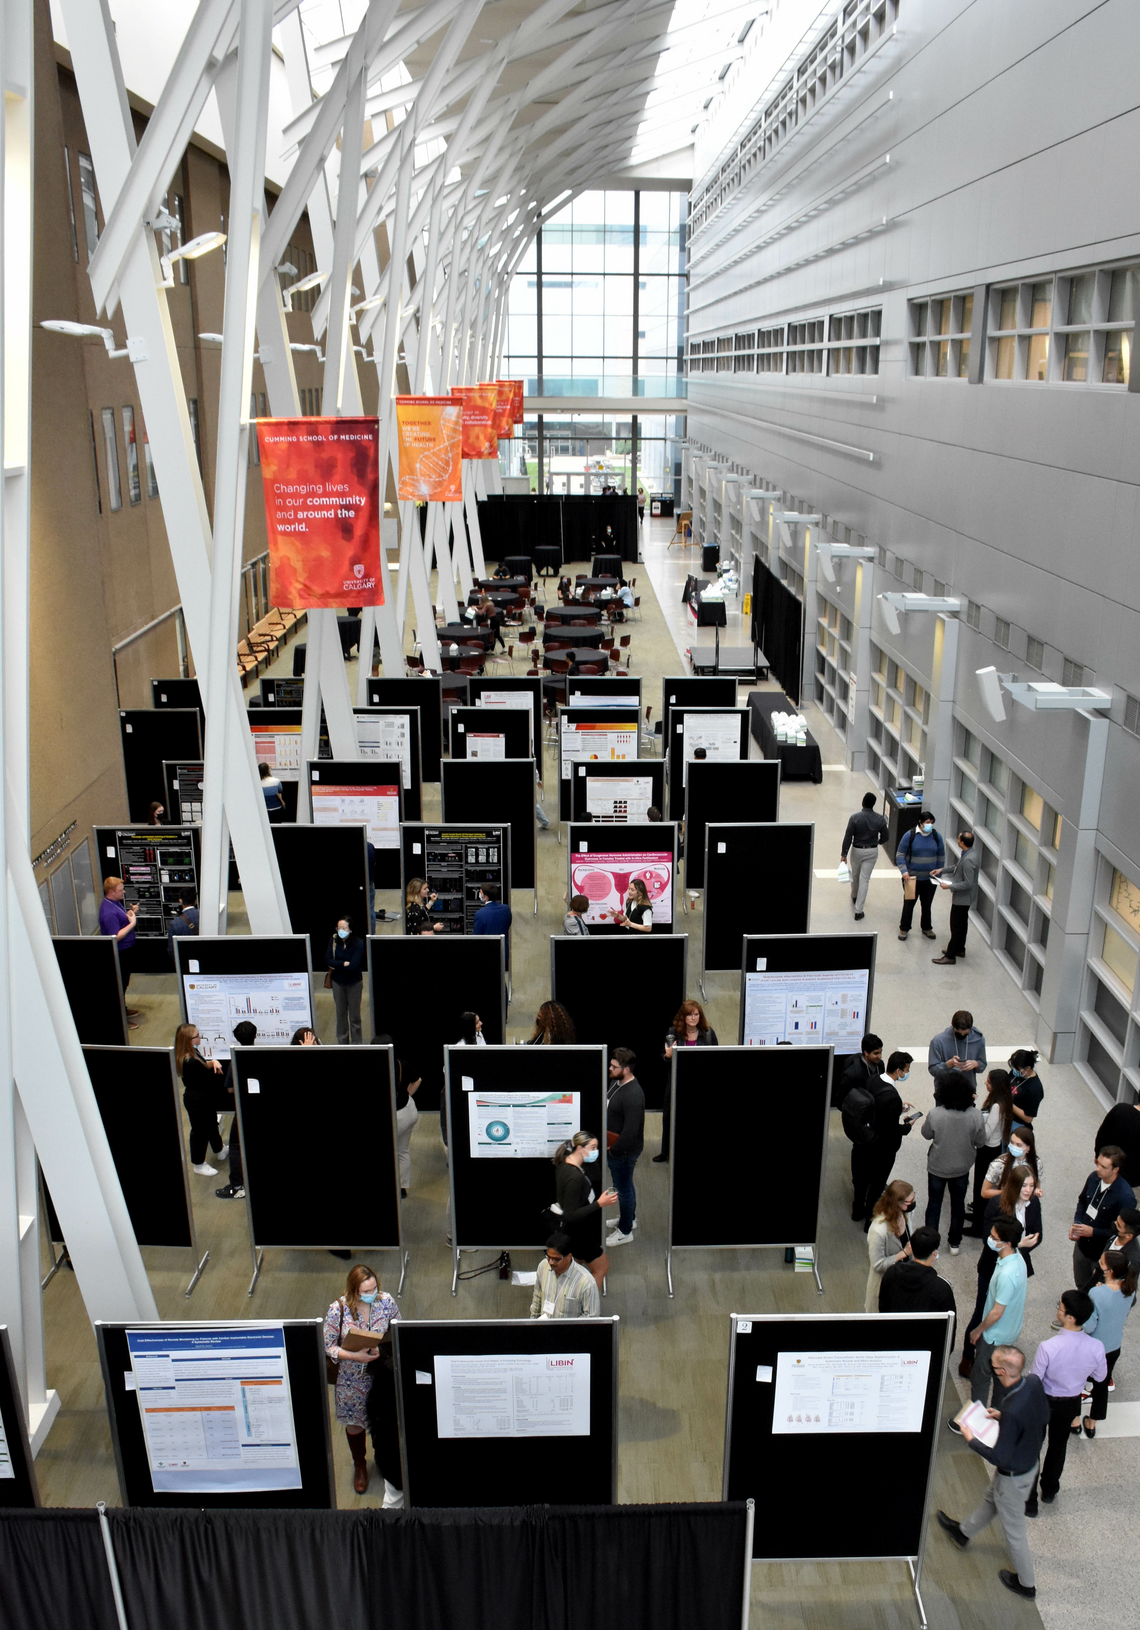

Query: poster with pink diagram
left=570, top=851, right=674, bottom=930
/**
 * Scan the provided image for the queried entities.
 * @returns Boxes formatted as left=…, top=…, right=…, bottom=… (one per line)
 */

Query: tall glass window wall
left=503, top=190, right=687, bottom=500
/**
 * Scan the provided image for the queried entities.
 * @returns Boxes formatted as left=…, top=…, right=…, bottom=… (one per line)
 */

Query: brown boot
left=958, top=1355, right=974, bottom=1379
left=347, top=1428, right=369, bottom=1494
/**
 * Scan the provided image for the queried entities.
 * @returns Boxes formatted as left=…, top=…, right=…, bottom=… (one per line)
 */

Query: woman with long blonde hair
left=865, top=1179, right=915, bottom=1311
left=173, top=1021, right=226, bottom=1176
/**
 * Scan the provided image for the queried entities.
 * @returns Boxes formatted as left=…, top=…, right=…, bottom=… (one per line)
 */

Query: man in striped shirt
left=530, top=1232, right=600, bottom=1318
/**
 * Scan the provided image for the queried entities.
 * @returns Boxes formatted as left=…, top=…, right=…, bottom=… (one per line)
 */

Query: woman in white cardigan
left=865, top=1178, right=915, bottom=1311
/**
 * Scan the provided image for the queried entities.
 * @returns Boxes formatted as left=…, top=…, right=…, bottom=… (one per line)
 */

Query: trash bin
left=701, top=543, right=720, bottom=573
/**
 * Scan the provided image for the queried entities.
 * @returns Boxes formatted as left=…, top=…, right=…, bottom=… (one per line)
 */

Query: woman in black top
left=655, top=1000, right=719, bottom=1164
left=551, top=1132, right=617, bottom=1293
left=174, top=1022, right=226, bottom=1174
left=326, top=916, right=364, bottom=1044
left=616, top=878, right=653, bottom=933
left=405, top=877, right=442, bottom=935
left=1009, top=1048, right=1045, bottom=1126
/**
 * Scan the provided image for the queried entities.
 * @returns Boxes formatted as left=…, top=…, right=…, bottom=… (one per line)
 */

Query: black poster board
left=401, top=825, right=511, bottom=935
left=93, top=825, right=202, bottom=972
left=366, top=677, right=444, bottom=780
left=703, top=824, right=813, bottom=973
left=468, top=675, right=542, bottom=756
left=162, top=760, right=203, bottom=825
left=660, top=675, right=737, bottom=744
left=566, top=676, right=642, bottom=711
left=570, top=757, right=666, bottom=823
left=445, top=1044, right=607, bottom=1256
left=550, top=935, right=687, bottom=1111
left=354, top=708, right=423, bottom=822
left=478, top=492, right=638, bottom=563
left=369, top=936, right=506, bottom=1112
left=566, top=823, right=677, bottom=933
left=723, top=1312, right=952, bottom=1565
left=306, top=760, right=403, bottom=890
left=260, top=675, right=305, bottom=707
left=270, top=824, right=370, bottom=962
left=173, top=936, right=313, bottom=1057
left=738, top=934, right=877, bottom=1061
left=94, top=1320, right=334, bottom=1509
left=449, top=706, right=531, bottom=763
left=0, top=1326, right=39, bottom=1505
left=52, top=935, right=128, bottom=1045
left=151, top=678, right=203, bottom=719
left=558, top=706, right=640, bottom=822
left=684, top=760, right=781, bottom=889
left=232, top=1047, right=402, bottom=1287
left=120, top=708, right=202, bottom=822
left=441, top=759, right=536, bottom=890
left=83, top=1046, right=196, bottom=1255
left=393, top=1316, right=618, bottom=1507
left=751, top=557, right=804, bottom=704
left=665, top=707, right=750, bottom=820
left=668, top=1047, right=830, bottom=1295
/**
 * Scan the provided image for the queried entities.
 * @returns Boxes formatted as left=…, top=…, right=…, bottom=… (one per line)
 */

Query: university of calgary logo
left=354, top=563, right=365, bottom=578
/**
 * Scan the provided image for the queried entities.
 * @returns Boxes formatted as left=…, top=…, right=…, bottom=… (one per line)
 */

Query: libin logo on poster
left=256, top=417, right=382, bottom=610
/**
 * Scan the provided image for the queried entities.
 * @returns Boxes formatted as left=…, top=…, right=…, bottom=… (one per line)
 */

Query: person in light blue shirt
left=1081, top=1249, right=1137, bottom=1435
left=954, top=1215, right=1026, bottom=1425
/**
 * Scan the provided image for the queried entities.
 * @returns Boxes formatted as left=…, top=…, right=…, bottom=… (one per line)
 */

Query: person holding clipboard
left=324, top=1263, right=401, bottom=1501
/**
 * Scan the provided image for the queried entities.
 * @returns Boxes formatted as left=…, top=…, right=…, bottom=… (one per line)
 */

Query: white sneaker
left=192, top=1161, right=219, bottom=1176
left=608, top=1228, right=635, bottom=1245
left=606, top=1216, right=637, bottom=1230
left=949, top=1246, right=960, bottom=1256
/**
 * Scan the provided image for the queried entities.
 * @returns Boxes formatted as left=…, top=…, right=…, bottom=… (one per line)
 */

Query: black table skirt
left=544, top=627, right=607, bottom=649
left=542, top=649, right=614, bottom=671
left=746, top=690, right=824, bottom=783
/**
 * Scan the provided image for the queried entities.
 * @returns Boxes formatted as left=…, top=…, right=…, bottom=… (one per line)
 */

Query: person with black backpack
left=839, top=1033, right=883, bottom=1216
left=895, top=810, right=945, bottom=941
left=834, top=1032, right=883, bottom=1111
left=845, top=1050, right=918, bottom=1229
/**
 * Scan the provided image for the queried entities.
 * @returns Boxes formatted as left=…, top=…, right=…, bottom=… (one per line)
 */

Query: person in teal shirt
left=952, top=1215, right=1027, bottom=1427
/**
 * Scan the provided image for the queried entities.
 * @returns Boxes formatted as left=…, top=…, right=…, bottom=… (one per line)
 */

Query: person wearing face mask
left=864, top=1180, right=916, bottom=1311
left=878, top=1226, right=957, bottom=1325
left=950, top=1216, right=1027, bottom=1423
left=845, top=1051, right=917, bottom=1229
left=549, top=1132, right=618, bottom=1293
left=928, top=1009, right=987, bottom=1084
left=324, top=1262, right=400, bottom=1498
left=895, top=810, right=944, bottom=941
left=325, top=915, right=364, bottom=1045
left=968, top=1069, right=1015, bottom=1234
left=932, top=828, right=979, bottom=964
left=530, top=1231, right=602, bottom=1318
left=1008, top=1048, right=1044, bottom=1126
left=982, top=1124, right=1044, bottom=1204
left=1091, top=1206, right=1140, bottom=1283
left=959, top=1164, right=1042, bottom=1377
left=1069, top=1146, right=1135, bottom=1291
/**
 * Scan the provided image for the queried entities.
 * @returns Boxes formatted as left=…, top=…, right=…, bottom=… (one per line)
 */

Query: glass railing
left=524, top=375, right=688, bottom=399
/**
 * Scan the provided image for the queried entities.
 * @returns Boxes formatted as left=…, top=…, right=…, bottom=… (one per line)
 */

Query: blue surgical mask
left=359, top=1289, right=378, bottom=1304
left=583, top=1149, right=599, bottom=1163
left=921, top=823, right=934, bottom=834
left=338, top=928, right=349, bottom=939
left=898, top=1072, right=909, bottom=1083
left=1009, top=1144, right=1027, bottom=1159
left=986, top=1238, right=1001, bottom=1252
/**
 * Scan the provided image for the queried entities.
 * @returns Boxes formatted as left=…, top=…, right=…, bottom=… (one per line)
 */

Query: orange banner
left=510, top=379, right=524, bottom=424
left=452, top=384, right=499, bottom=458
left=256, top=417, right=382, bottom=608
left=491, top=380, right=514, bottom=439
left=395, top=396, right=463, bottom=501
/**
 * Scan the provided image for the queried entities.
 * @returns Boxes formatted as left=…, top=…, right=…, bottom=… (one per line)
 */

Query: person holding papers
left=530, top=1231, right=601, bottom=1318
left=936, top=1345, right=1048, bottom=1601
left=324, top=1263, right=400, bottom=1500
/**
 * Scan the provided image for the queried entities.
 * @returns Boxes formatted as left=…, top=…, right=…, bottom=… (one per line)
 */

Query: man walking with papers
left=936, top=1345, right=1048, bottom=1600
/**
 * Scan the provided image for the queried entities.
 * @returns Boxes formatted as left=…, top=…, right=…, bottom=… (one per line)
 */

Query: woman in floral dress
left=325, top=1263, right=400, bottom=1496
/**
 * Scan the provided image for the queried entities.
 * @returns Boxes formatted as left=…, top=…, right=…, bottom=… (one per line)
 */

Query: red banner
left=257, top=417, right=382, bottom=608
left=452, top=384, right=499, bottom=458
left=395, top=395, right=463, bottom=501
left=510, top=379, right=524, bottom=424
left=491, top=380, right=514, bottom=439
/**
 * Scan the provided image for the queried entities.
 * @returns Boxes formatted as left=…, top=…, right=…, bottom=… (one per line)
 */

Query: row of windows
left=90, top=406, right=158, bottom=513
left=687, top=308, right=881, bottom=377
left=912, top=262, right=1138, bottom=385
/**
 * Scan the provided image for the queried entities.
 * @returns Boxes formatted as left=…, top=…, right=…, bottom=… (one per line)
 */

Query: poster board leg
left=97, top=1503, right=130, bottom=1630
left=451, top=1246, right=460, bottom=1296
left=40, top=1243, right=68, bottom=1291
left=247, top=1247, right=263, bottom=1298
left=398, top=1250, right=409, bottom=1297
left=533, top=890, right=538, bottom=917
left=699, top=977, right=708, bottom=1002
left=666, top=1247, right=674, bottom=1299
left=908, top=1559, right=928, bottom=1630
left=812, top=1246, right=824, bottom=1296
left=184, top=1249, right=210, bottom=1298
left=742, top=1499, right=755, bottom=1630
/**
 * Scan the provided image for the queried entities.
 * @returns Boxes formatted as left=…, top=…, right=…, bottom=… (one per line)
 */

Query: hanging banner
left=491, top=380, right=514, bottom=439
left=395, top=395, right=463, bottom=501
left=256, top=417, right=382, bottom=608
left=510, top=379, right=524, bottom=424
left=453, top=384, right=499, bottom=458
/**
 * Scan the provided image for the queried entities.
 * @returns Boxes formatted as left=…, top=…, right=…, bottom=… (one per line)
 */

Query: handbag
left=326, top=1299, right=345, bottom=1385
left=324, top=970, right=333, bottom=989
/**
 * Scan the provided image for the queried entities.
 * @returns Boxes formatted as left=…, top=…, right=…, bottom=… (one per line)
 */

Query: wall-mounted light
left=815, top=541, right=877, bottom=583
left=290, top=342, right=325, bottom=362
left=975, top=666, right=1111, bottom=724
left=159, top=230, right=226, bottom=289
left=39, top=319, right=146, bottom=361
left=352, top=294, right=385, bottom=317
left=283, top=270, right=328, bottom=311
left=878, top=592, right=961, bottom=636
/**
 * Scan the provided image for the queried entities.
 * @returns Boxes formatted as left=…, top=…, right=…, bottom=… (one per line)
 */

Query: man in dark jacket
left=879, top=1227, right=956, bottom=1332
left=606, top=1048, right=644, bottom=1247
left=834, top=1031, right=882, bottom=1112
left=852, top=1050, right=915, bottom=1229
left=840, top=792, right=890, bottom=920
left=1070, top=1146, right=1136, bottom=1290
left=1094, top=1100, right=1140, bottom=1186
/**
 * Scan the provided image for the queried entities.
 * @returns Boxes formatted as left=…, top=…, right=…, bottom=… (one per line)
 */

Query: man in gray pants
left=936, top=1346, right=1048, bottom=1601
left=840, top=792, right=890, bottom=920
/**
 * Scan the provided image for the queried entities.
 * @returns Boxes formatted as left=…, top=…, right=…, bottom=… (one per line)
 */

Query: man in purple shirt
left=99, top=875, right=139, bottom=1029
left=1026, top=1289, right=1106, bottom=1514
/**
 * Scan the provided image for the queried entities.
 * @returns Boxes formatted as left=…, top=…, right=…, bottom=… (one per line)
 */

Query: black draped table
left=746, top=690, right=824, bottom=783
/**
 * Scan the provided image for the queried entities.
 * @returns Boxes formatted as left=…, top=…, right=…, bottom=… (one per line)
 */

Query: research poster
left=434, top=1351, right=591, bottom=1439
left=771, top=1349, right=931, bottom=1435
left=250, top=721, right=302, bottom=780
left=467, top=1089, right=579, bottom=1159
left=127, top=1326, right=302, bottom=1492
left=681, top=710, right=744, bottom=780
left=257, top=417, right=382, bottom=609
left=569, top=687, right=637, bottom=709
left=168, top=762, right=204, bottom=824
left=742, top=967, right=869, bottom=1053
left=113, top=829, right=199, bottom=940
left=0, top=1415, right=13, bottom=1479
left=582, top=772, right=656, bottom=823
left=464, top=731, right=506, bottom=761
left=310, top=779, right=400, bottom=850
left=356, top=712, right=412, bottom=790
left=181, top=971, right=313, bottom=1057
left=560, top=716, right=638, bottom=782
left=570, top=850, right=673, bottom=929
